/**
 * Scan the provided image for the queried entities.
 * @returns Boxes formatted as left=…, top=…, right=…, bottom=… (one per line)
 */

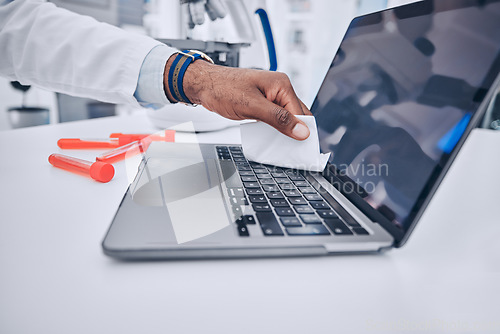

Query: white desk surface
left=1, top=115, right=499, bottom=334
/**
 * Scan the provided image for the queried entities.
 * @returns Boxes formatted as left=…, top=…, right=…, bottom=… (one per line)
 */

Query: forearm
left=0, top=0, right=172, bottom=106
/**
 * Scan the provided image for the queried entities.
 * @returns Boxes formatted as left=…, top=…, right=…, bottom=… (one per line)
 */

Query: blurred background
left=0, top=0, right=416, bottom=131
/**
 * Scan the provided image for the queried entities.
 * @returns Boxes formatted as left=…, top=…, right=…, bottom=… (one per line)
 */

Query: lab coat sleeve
left=0, top=0, right=178, bottom=107
left=134, top=45, right=175, bottom=109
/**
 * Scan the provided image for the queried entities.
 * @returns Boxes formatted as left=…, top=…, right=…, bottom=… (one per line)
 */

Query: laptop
left=102, top=0, right=500, bottom=260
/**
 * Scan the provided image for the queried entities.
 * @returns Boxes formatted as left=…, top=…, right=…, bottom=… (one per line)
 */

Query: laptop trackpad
left=131, top=158, right=231, bottom=244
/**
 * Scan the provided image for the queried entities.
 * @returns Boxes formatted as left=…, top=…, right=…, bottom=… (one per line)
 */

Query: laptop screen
left=311, top=0, right=500, bottom=232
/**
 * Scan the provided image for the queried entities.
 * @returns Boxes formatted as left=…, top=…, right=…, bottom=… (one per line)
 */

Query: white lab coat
left=0, top=0, right=167, bottom=106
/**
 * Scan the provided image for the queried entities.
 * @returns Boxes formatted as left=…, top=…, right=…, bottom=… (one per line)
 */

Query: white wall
left=388, top=0, right=420, bottom=8
left=267, top=0, right=360, bottom=106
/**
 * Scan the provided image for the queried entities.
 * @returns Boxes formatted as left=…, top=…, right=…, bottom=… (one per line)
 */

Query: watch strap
left=168, top=50, right=211, bottom=104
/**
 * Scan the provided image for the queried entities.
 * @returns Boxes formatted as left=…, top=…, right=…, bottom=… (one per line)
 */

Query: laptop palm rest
left=107, top=157, right=234, bottom=249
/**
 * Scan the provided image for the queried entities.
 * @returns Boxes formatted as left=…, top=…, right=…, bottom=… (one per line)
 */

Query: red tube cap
left=89, top=161, right=115, bottom=183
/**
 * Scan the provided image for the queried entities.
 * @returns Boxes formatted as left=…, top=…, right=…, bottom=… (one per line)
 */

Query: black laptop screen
left=311, top=0, right=500, bottom=231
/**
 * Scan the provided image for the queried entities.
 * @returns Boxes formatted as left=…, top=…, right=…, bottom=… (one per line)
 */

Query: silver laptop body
left=103, top=0, right=500, bottom=260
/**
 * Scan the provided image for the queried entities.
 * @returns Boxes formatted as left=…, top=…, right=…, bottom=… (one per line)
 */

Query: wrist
left=182, top=59, right=214, bottom=105
left=163, top=51, right=215, bottom=105
left=163, top=53, right=177, bottom=103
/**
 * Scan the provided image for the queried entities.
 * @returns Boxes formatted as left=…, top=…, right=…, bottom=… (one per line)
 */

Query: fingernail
left=292, top=123, right=310, bottom=140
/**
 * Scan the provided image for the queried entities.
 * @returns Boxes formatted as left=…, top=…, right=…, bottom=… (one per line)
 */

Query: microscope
left=147, top=0, right=278, bottom=131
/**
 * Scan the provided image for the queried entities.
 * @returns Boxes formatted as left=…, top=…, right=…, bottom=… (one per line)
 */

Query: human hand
left=164, top=58, right=312, bottom=140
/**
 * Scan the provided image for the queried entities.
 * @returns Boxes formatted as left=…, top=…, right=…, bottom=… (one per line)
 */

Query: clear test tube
left=96, top=140, right=145, bottom=164
left=109, top=130, right=175, bottom=143
left=48, top=154, right=115, bottom=183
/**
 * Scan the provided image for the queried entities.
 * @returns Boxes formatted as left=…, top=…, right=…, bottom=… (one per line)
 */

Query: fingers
left=257, top=71, right=311, bottom=117
left=250, top=97, right=310, bottom=141
left=298, top=98, right=313, bottom=116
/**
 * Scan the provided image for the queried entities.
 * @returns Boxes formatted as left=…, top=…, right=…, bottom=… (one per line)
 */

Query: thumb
left=251, top=98, right=310, bottom=140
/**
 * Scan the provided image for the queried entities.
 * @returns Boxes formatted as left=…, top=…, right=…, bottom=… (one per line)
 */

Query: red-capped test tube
left=57, top=136, right=135, bottom=150
left=96, top=140, right=145, bottom=164
left=48, top=154, right=115, bottom=183
left=109, top=130, right=175, bottom=144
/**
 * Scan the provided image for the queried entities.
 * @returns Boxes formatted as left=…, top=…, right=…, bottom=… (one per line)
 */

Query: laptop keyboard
left=216, top=146, right=369, bottom=238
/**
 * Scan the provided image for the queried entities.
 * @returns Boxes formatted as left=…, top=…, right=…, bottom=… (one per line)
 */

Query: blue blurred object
left=438, top=113, right=472, bottom=154
left=255, top=8, right=277, bottom=71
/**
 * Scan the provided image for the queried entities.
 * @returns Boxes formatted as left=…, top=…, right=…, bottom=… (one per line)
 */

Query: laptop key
left=288, top=197, right=308, bottom=205
left=232, top=206, right=243, bottom=215
left=253, top=168, right=268, bottom=174
left=256, top=212, right=284, bottom=236
left=318, top=210, right=338, bottom=219
left=237, top=165, right=252, bottom=171
left=289, top=175, right=305, bottom=181
left=275, top=178, right=291, bottom=184
left=280, top=217, right=302, bottom=227
left=270, top=199, right=288, bottom=207
left=275, top=208, right=295, bottom=216
left=218, top=154, right=231, bottom=160
left=293, top=181, right=309, bottom=187
left=267, top=167, right=284, bottom=173
left=324, top=219, right=353, bottom=235
left=300, top=215, right=323, bottom=224
left=259, top=179, right=276, bottom=185
left=279, top=184, right=296, bottom=190
left=298, top=187, right=316, bottom=194
left=342, top=219, right=361, bottom=227
left=236, top=215, right=256, bottom=225
left=257, top=173, right=272, bottom=179
left=236, top=224, right=250, bottom=237
left=272, top=172, right=287, bottom=178
left=267, top=192, right=284, bottom=199
left=283, top=190, right=301, bottom=197
left=253, top=204, right=272, bottom=212
left=262, top=185, right=280, bottom=192
left=241, top=176, right=257, bottom=182
left=243, top=182, right=260, bottom=188
left=286, top=225, right=330, bottom=236
left=238, top=171, right=254, bottom=176
left=304, top=194, right=323, bottom=201
left=311, top=202, right=330, bottom=210
left=228, top=187, right=244, bottom=197
left=230, top=197, right=249, bottom=206
left=244, top=215, right=256, bottom=224
left=294, top=206, right=314, bottom=214
left=246, top=188, right=264, bottom=195
left=249, top=195, right=268, bottom=203
left=353, top=227, right=369, bottom=235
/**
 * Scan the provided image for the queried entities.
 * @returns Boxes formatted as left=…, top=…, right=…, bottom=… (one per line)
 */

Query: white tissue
left=240, top=115, right=330, bottom=172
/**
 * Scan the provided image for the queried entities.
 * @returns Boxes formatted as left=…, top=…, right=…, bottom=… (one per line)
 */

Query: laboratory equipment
left=7, top=81, right=49, bottom=128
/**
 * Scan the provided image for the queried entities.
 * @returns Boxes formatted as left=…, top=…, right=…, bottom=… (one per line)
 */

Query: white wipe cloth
left=241, top=115, right=330, bottom=172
